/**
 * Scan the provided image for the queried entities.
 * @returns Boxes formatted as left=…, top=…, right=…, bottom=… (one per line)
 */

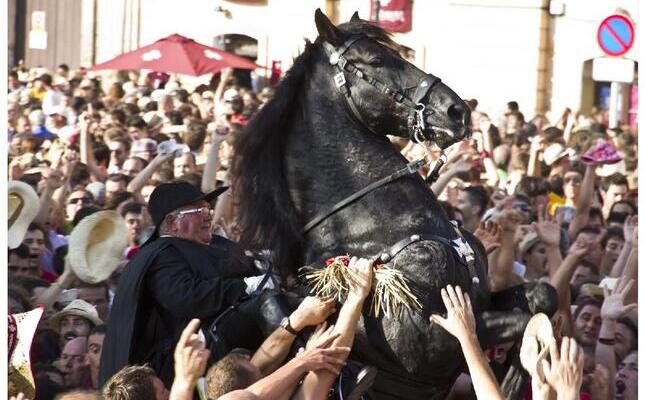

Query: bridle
left=302, top=35, right=478, bottom=278
left=321, top=35, right=444, bottom=144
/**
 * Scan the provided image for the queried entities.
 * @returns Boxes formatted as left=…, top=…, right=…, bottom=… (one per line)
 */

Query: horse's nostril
left=447, top=104, right=467, bottom=126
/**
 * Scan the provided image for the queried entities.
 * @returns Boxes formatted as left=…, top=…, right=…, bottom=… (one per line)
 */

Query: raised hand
left=600, top=277, right=637, bottom=322
left=474, top=220, right=502, bottom=254
left=305, top=322, right=340, bottom=351
left=533, top=203, right=562, bottom=247
left=568, top=238, right=591, bottom=259
left=173, top=319, right=210, bottom=385
left=430, top=285, right=476, bottom=344
left=540, top=337, right=584, bottom=399
left=290, top=296, right=337, bottom=331
left=295, top=328, right=349, bottom=375
left=347, top=257, right=374, bottom=300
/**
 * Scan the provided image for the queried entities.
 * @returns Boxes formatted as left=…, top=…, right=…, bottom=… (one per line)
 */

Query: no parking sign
left=597, top=14, right=634, bottom=57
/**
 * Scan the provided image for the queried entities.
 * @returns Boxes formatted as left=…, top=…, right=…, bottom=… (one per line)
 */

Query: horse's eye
left=368, top=57, right=384, bottom=67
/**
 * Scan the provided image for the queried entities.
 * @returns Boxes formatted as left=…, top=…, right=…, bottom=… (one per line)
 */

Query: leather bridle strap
left=302, top=158, right=427, bottom=234
left=322, top=37, right=441, bottom=138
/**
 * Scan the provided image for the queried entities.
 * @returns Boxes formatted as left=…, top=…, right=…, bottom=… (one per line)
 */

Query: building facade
left=8, top=0, right=639, bottom=124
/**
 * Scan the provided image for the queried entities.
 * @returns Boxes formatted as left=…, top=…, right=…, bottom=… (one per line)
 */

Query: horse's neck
left=285, top=76, right=453, bottom=255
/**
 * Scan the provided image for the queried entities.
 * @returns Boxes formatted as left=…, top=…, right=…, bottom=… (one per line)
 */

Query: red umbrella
left=89, top=33, right=258, bottom=76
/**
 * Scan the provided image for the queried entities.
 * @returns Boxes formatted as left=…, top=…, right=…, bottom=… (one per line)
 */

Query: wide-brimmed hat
left=8, top=181, right=40, bottom=249
left=49, top=299, right=103, bottom=332
left=146, top=182, right=227, bottom=243
left=8, top=306, right=44, bottom=399
left=68, top=210, right=128, bottom=283
left=518, top=232, right=540, bottom=259
left=520, top=313, right=554, bottom=380
left=543, top=143, right=574, bottom=166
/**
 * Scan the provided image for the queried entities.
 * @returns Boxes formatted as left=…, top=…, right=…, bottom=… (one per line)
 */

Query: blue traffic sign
left=597, top=15, right=634, bottom=57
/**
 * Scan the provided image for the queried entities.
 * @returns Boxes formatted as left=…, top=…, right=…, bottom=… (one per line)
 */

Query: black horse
left=232, top=10, right=556, bottom=399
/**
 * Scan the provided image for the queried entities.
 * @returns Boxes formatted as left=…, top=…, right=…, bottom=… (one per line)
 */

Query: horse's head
left=314, top=9, right=471, bottom=149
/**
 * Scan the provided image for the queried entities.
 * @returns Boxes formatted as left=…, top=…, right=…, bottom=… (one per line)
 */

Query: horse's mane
left=232, top=21, right=407, bottom=278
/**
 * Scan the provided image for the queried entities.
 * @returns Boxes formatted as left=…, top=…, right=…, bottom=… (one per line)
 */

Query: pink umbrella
left=89, top=33, right=258, bottom=76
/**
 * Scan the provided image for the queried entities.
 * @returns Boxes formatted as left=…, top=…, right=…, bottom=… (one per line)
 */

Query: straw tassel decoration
left=299, top=255, right=422, bottom=318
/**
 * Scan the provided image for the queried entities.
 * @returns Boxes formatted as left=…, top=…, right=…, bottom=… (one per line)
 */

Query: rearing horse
left=233, top=10, right=556, bottom=399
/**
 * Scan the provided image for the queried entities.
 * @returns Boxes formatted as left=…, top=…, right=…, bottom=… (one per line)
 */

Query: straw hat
left=8, top=306, right=44, bottom=399
left=518, top=232, right=540, bottom=259
left=49, top=299, right=103, bottom=332
left=68, top=210, right=128, bottom=283
left=543, top=143, right=574, bottom=166
left=8, top=181, right=39, bottom=249
left=520, top=313, right=554, bottom=380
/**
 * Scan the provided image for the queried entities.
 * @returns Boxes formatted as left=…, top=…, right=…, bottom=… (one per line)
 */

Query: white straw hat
left=8, top=181, right=39, bottom=249
left=68, top=210, right=128, bottom=283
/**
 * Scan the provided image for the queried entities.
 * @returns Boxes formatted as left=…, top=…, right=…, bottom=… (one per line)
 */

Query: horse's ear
left=350, top=11, right=360, bottom=22
left=315, top=8, right=344, bottom=46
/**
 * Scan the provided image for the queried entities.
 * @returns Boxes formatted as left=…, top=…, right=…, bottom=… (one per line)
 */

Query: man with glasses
left=66, top=190, right=94, bottom=222
left=100, top=181, right=287, bottom=390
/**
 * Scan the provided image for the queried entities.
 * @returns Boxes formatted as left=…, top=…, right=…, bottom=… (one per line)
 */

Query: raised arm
left=533, top=204, right=564, bottom=278
left=250, top=296, right=336, bottom=377
left=126, top=152, right=174, bottom=194
left=201, top=127, right=228, bottom=193
left=595, top=277, right=637, bottom=400
left=568, top=164, right=596, bottom=238
left=293, top=257, right=374, bottom=400
left=489, top=208, right=523, bottom=292
left=79, top=112, right=107, bottom=182
left=430, top=285, right=504, bottom=400
left=550, top=240, right=590, bottom=313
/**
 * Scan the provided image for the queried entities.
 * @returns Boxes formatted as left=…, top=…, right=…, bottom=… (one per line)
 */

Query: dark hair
left=89, top=324, right=107, bottom=336
left=13, top=276, right=50, bottom=297
left=69, top=163, right=91, bottom=189
left=94, top=144, right=110, bottom=166
left=110, top=109, right=127, bottom=125
left=102, top=364, right=156, bottom=400
left=57, top=64, right=70, bottom=72
left=206, top=353, right=258, bottom=399
left=53, top=245, right=68, bottom=276
left=38, top=74, right=53, bottom=87
left=617, top=317, right=638, bottom=350
left=607, top=212, right=628, bottom=225
left=602, top=173, right=629, bottom=191
left=8, top=285, right=33, bottom=312
left=507, top=101, right=519, bottom=112
left=127, top=116, right=147, bottom=130
left=77, top=281, right=110, bottom=302
left=105, top=192, right=135, bottom=211
left=588, top=207, right=603, bottom=222
left=72, top=206, right=101, bottom=227
left=144, top=101, right=158, bottom=112
left=573, top=296, right=602, bottom=320
left=27, top=222, right=51, bottom=249
left=515, top=176, right=550, bottom=197
left=463, top=185, right=489, bottom=217
left=609, top=199, right=637, bottom=215
left=184, top=121, right=207, bottom=151
left=9, top=243, right=31, bottom=259
left=120, top=202, right=144, bottom=218
left=542, top=126, right=564, bottom=144
left=602, top=226, right=624, bottom=248
left=167, top=110, right=184, bottom=125
left=108, top=173, right=130, bottom=185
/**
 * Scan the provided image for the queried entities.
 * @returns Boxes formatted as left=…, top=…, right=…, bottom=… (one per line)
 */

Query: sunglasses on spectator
left=176, top=206, right=213, bottom=218
left=564, top=176, right=581, bottom=184
left=68, top=197, right=92, bottom=205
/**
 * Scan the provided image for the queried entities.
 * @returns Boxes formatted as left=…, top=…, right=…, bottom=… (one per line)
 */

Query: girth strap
left=302, top=158, right=428, bottom=234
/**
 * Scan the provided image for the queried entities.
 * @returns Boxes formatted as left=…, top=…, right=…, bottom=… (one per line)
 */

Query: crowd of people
left=7, top=57, right=638, bottom=400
